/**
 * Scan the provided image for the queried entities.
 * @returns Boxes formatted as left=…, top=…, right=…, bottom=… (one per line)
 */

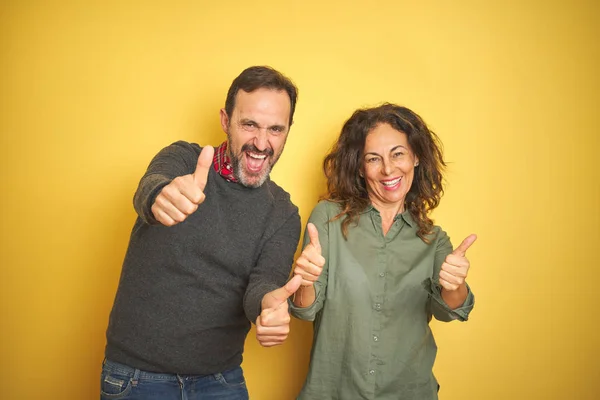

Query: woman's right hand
left=294, top=223, right=325, bottom=286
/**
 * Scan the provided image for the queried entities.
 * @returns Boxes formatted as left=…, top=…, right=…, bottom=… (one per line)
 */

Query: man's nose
left=253, top=129, right=269, bottom=151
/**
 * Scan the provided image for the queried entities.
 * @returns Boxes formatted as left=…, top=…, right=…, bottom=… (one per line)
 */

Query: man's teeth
left=382, top=178, right=401, bottom=187
left=248, top=153, right=267, bottom=159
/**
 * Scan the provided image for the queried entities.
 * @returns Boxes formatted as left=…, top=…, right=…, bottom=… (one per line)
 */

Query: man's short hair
left=225, top=66, right=298, bottom=126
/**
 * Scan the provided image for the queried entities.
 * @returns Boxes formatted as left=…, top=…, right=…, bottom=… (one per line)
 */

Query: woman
left=290, top=103, right=476, bottom=399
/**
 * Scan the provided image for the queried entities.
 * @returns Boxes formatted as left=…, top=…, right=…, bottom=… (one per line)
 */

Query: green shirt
left=290, top=200, right=474, bottom=400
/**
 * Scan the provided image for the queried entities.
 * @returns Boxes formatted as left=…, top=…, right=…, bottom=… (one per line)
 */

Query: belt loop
left=132, top=368, right=141, bottom=386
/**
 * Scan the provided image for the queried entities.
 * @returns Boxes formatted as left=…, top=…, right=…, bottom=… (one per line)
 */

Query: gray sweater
left=105, top=141, right=301, bottom=374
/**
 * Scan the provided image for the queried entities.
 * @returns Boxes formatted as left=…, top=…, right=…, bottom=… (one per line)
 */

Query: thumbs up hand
left=256, top=275, right=303, bottom=347
left=439, top=234, right=477, bottom=291
left=151, top=145, right=214, bottom=227
left=294, top=223, right=326, bottom=287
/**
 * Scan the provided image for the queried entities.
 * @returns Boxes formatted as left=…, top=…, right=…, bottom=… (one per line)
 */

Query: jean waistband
left=103, top=359, right=189, bottom=381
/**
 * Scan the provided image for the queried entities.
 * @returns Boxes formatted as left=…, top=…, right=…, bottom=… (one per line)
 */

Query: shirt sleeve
left=289, top=201, right=331, bottom=322
left=243, top=205, right=301, bottom=324
left=133, top=141, right=200, bottom=225
left=425, top=228, right=475, bottom=322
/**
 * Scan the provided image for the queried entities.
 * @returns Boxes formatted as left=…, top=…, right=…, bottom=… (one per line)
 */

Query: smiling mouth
left=381, top=177, right=401, bottom=188
left=245, top=151, right=268, bottom=173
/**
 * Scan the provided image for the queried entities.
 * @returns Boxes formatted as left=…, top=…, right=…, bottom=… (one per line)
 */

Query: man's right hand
left=151, top=145, right=214, bottom=226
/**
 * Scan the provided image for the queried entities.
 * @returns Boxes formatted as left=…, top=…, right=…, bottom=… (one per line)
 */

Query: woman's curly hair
left=323, top=103, right=446, bottom=243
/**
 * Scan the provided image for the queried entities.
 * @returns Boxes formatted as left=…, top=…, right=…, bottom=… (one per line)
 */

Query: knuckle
left=163, top=219, right=175, bottom=227
left=154, top=195, right=166, bottom=207
left=173, top=213, right=185, bottom=223
left=172, top=176, right=185, bottom=186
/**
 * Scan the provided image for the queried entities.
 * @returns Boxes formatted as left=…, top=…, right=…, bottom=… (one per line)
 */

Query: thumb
left=307, top=223, right=321, bottom=253
left=452, top=234, right=477, bottom=257
left=193, top=146, right=215, bottom=190
left=264, top=275, right=303, bottom=308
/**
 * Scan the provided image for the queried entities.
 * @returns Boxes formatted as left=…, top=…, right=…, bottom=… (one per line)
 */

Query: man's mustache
left=241, top=144, right=274, bottom=157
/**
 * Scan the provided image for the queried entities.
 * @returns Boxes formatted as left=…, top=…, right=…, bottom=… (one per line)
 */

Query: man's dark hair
left=225, top=66, right=298, bottom=126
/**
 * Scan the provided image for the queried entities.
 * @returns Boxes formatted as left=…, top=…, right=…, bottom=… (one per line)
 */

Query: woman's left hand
left=439, top=234, right=477, bottom=291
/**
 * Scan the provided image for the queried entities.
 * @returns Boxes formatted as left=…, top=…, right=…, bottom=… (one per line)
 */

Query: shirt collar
left=362, top=204, right=415, bottom=228
left=212, top=141, right=238, bottom=183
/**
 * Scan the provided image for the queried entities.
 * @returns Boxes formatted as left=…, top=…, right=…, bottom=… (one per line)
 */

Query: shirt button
left=373, top=335, right=379, bottom=342
left=375, top=303, right=381, bottom=310
left=379, top=272, right=385, bottom=277
left=369, top=369, right=375, bottom=375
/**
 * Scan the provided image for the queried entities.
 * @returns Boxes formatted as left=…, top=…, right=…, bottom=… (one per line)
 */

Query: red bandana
left=212, top=141, right=238, bottom=183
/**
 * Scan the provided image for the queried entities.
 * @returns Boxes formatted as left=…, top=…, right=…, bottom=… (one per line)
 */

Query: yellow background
left=1, top=1, right=598, bottom=399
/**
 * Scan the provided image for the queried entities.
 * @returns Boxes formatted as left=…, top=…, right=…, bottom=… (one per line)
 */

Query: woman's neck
left=370, top=198, right=405, bottom=235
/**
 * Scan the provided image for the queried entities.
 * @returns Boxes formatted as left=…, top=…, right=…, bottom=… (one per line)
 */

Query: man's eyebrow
left=239, top=118, right=257, bottom=124
left=268, top=124, right=287, bottom=130
left=239, top=118, right=287, bottom=130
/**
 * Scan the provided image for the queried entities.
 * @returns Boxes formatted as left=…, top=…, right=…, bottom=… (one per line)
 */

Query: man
left=101, top=66, right=302, bottom=399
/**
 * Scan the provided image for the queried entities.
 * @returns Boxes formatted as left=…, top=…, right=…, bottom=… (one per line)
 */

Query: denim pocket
left=100, top=370, right=133, bottom=398
left=215, top=367, right=247, bottom=387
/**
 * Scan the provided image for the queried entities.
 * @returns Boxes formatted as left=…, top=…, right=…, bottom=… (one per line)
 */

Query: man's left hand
left=256, top=275, right=303, bottom=347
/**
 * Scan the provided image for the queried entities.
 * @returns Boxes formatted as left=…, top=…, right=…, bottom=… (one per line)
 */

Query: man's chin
left=238, top=169, right=269, bottom=188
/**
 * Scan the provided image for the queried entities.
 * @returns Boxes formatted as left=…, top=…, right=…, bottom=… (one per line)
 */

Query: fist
left=294, top=223, right=325, bottom=287
left=151, top=146, right=214, bottom=226
left=439, top=234, right=477, bottom=291
left=256, top=275, right=303, bottom=347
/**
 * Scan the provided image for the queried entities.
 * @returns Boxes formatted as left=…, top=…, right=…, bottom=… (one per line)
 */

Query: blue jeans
left=100, top=359, right=249, bottom=400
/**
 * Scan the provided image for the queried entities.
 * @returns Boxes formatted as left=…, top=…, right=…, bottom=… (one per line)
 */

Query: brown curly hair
left=323, top=103, right=446, bottom=242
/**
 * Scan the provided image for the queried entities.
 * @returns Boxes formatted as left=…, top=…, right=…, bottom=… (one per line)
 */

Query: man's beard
left=230, top=142, right=277, bottom=188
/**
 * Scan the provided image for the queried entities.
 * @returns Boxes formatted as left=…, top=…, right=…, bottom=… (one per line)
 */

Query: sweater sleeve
left=242, top=203, right=301, bottom=323
left=133, top=141, right=200, bottom=225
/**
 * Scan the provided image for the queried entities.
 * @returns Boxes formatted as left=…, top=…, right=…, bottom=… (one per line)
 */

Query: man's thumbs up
left=151, top=145, right=214, bottom=227
left=193, top=145, right=214, bottom=191
left=439, top=234, right=477, bottom=291
left=294, top=223, right=326, bottom=287
left=256, top=275, right=303, bottom=347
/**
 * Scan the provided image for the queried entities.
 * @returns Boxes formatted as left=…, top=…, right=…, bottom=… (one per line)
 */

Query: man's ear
left=220, top=108, right=229, bottom=133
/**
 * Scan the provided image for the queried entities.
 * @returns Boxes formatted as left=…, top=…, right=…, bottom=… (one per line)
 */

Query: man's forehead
left=233, top=89, right=290, bottom=122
